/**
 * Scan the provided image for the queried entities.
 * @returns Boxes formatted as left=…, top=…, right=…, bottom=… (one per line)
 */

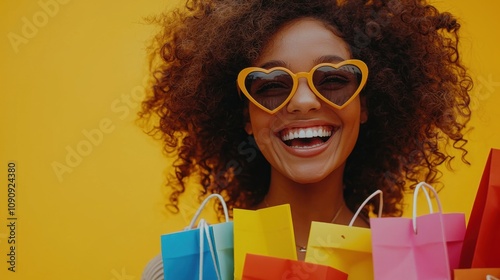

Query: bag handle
left=412, top=181, right=443, bottom=234
left=198, top=219, right=221, bottom=280
left=188, top=193, right=229, bottom=229
left=421, top=186, right=434, bottom=213
left=349, top=190, right=383, bottom=226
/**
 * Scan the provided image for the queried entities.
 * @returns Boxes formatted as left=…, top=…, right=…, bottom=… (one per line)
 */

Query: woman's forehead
left=254, top=18, right=351, bottom=69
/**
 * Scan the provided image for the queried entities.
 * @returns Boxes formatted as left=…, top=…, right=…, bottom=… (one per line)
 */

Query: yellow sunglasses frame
left=237, top=59, right=368, bottom=114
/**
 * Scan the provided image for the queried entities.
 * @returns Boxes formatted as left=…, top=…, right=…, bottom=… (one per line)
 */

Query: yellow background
left=0, top=0, right=499, bottom=279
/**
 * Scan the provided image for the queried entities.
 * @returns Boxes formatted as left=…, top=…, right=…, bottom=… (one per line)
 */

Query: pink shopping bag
left=370, top=182, right=466, bottom=280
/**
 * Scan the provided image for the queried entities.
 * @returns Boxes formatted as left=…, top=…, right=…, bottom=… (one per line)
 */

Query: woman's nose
left=286, top=78, right=321, bottom=114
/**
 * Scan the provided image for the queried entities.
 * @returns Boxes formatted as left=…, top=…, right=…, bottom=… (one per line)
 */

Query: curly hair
left=139, top=0, right=472, bottom=218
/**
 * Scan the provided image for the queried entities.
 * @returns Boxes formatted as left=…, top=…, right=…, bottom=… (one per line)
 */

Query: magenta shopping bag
left=370, top=182, right=466, bottom=280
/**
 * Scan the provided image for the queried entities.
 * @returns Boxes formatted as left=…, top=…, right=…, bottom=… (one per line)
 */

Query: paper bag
left=242, top=253, right=348, bottom=280
left=370, top=182, right=466, bottom=280
left=460, top=148, right=500, bottom=268
left=233, top=204, right=297, bottom=280
left=161, top=194, right=233, bottom=280
left=305, top=190, right=382, bottom=280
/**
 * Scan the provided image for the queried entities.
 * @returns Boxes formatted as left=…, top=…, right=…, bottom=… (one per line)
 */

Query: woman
left=140, top=0, right=472, bottom=277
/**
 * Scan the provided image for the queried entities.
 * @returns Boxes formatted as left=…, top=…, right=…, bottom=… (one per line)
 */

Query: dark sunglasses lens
left=245, top=70, right=293, bottom=110
left=312, top=65, right=363, bottom=106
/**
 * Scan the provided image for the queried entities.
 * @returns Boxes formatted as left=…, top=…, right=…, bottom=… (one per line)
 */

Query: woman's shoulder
left=142, top=254, right=164, bottom=280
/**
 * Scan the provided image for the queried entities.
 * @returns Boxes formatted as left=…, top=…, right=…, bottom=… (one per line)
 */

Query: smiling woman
left=139, top=0, right=472, bottom=277
left=242, top=19, right=367, bottom=198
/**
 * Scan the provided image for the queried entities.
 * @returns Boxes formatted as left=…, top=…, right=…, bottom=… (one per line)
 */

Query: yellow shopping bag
left=305, top=190, right=382, bottom=280
left=233, top=204, right=297, bottom=280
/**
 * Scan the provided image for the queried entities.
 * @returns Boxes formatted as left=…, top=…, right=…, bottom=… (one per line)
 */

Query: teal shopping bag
left=161, top=194, right=234, bottom=280
left=211, top=221, right=233, bottom=279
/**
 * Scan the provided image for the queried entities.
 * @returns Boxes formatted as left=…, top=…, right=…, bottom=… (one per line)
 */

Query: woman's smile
left=279, top=125, right=335, bottom=148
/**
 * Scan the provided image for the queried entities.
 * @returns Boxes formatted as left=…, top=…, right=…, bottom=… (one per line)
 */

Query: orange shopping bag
left=242, top=254, right=347, bottom=280
left=460, top=148, right=500, bottom=268
left=454, top=268, right=500, bottom=280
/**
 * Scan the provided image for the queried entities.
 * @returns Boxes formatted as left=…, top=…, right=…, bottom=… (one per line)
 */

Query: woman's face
left=245, top=18, right=367, bottom=184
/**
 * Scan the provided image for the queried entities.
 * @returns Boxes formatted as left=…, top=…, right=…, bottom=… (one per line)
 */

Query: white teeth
left=281, top=126, right=333, bottom=141
left=291, top=142, right=324, bottom=149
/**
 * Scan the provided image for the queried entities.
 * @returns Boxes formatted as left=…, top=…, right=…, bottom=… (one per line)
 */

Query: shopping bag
left=454, top=268, right=500, bottom=280
left=233, top=204, right=297, bottom=280
left=242, top=253, right=348, bottom=280
left=460, top=148, right=500, bottom=268
left=161, top=194, right=233, bottom=280
left=370, top=182, right=466, bottom=280
left=305, top=190, right=383, bottom=280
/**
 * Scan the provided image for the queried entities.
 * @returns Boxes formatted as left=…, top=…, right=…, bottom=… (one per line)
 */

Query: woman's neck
left=264, top=166, right=346, bottom=222
left=257, top=165, right=355, bottom=260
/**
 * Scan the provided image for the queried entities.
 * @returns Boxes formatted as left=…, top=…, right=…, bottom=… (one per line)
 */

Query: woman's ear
left=243, top=107, right=253, bottom=135
left=360, top=96, right=368, bottom=124
left=245, top=123, right=253, bottom=135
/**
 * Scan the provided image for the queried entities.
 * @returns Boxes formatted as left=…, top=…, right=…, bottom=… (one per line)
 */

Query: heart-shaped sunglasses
left=237, top=59, right=368, bottom=114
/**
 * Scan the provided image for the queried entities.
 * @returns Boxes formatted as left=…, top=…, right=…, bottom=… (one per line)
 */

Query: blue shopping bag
left=161, top=194, right=234, bottom=280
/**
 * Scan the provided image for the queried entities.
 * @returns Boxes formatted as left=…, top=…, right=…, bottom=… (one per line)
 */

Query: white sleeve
left=141, top=254, right=164, bottom=280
